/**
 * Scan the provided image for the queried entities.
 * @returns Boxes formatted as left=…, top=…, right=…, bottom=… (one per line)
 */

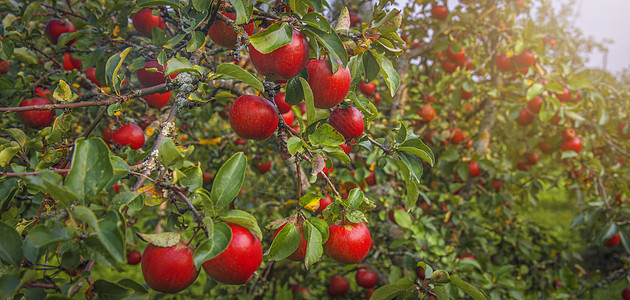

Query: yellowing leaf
left=303, top=197, right=321, bottom=212
left=113, top=26, right=120, bottom=37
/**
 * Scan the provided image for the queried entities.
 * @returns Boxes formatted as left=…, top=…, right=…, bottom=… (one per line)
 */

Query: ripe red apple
left=516, top=161, right=531, bottom=171
left=468, top=161, right=480, bottom=178
left=356, top=269, right=378, bottom=288
left=324, top=221, right=371, bottom=264
left=349, top=12, right=362, bottom=27
left=553, top=280, right=562, bottom=289
left=127, top=249, right=142, bottom=265
left=458, top=254, right=476, bottom=260
left=45, top=18, right=76, bottom=44
left=255, top=159, right=272, bottom=174
left=526, top=152, right=540, bottom=165
left=445, top=44, right=466, bottom=65
left=495, top=53, right=513, bottom=72
left=329, top=106, right=364, bottom=139
left=306, top=59, right=351, bottom=109
left=622, top=287, right=630, bottom=300
left=137, top=60, right=176, bottom=87
left=328, top=275, right=350, bottom=297
left=450, top=128, right=464, bottom=143
left=366, top=288, right=375, bottom=300
left=234, top=139, right=247, bottom=146
left=340, top=142, right=353, bottom=154
left=62, top=53, right=81, bottom=71
left=208, top=11, right=255, bottom=48
left=561, top=137, right=582, bottom=153
left=141, top=239, right=198, bottom=293
left=0, top=60, right=9, bottom=74
left=359, top=81, right=376, bottom=97
left=272, top=217, right=307, bottom=261
left=464, top=58, right=474, bottom=70
left=317, top=195, right=333, bottom=214
left=618, top=122, right=630, bottom=139
left=203, top=223, right=263, bottom=284
left=513, top=49, right=535, bottom=67
left=515, top=107, right=535, bottom=126
left=373, top=92, right=382, bottom=104
left=562, top=128, right=577, bottom=140
left=365, top=170, right=376, bottom=186
left=431, top=5, right=448, bottom=20
left=281, top=109, right=294, bottom=126
left=113, top=124, right=145, bottom=150
left=292, top=284, right=309, bottom=294
left=604, top=233, right=620, bottom=247
left=527, top=96, right=543, bottom=113
left=461, top=87, right=473, bottom=100
left=555, top=87, right=571, bottom=102
left=249, top=30, right=309, bottom=81
left=318, top=164, right=334, bottom=178
left=143, top=91, right=171, bottom=108
left=539, top=141, right=552, bottom=154
left=417, top=103, right=436, bottom=123
left=229, top=95, right=279, bottom=140
left=441, top=59, right=457, bottom=73
left=84, top=67, right=103, bottom=87
left=203, top=173, right=212, bottom=182
left=273, top=92, right=291, bottom=114
left=492, top=180, right=502, bottom=192
left=18, top=98, right=55, bottom=128
left=132, top=8, right=166, bottom=38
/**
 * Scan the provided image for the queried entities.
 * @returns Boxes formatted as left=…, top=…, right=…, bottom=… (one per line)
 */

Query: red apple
left=468, top=161, right=480, bottom=178
left=18, top=98, right=55, bottom=128
left=203, top=223, right=263, bottom=284
left=249, top=30, right=309, bottom=81
left=113, top=124, right=145, bottom=150
left=513, top=49, right=535, bottom=67
left=208, top=11, right=255, bottom=48
left=562, top=128, right=577, bottom=140
left=555, top=87, right=571, bottom=102
left=328, top=275, right=350, bottom=297
left=281, top=109, right=294, bottom=126
left=450, top=128, right=464, bottom=143
left=445, top=43, right=466, bottom=65
left=143, top=91, right=171, bottom=108
left=273, top=92, right=291, bottom=114
left=365, top=170, right=376, bottom=186
left=356, top=269, right=378, bottom=288
left=417, top=103, right=435, bottom=123
left=495, top=53, right=513, bottom=72
left=132, top=8, right=166, bottom=38
left=539, top=141, right=552, bottom=154
left=141, top=239, right=198, bottom=293
left=618, top=122, right=630, bottom=139
left=272, top=217, right=307, bottom=261
left=229, top=95, right=279, bottom=140
left=45, top=18, right=76, bottom=45
left=492, top=180, right=502, bottom=192
left=431, top=5, right=448, bottom=20
left=137, top=60, right=175, bottom=88
left=349, top=12, right=362, bottom=27
left=306, top=59, right=351, bottom=109
left=441, top=59, right=457, bottom=73
left=0, top=60, right=9, bottom=74
left=458, top=254, right=476, bottom=260
left=84, top=67, right=103, bottom=87
left=526, top=152, right=540, bottom=165
left=324, top=221, right=371, bottom=264
left=359, top=81, right=376, bottom=97
left=340, top=142, right=353, bottom=154
left=515, top=107, right=535, bottom=126
left=516, top=161, right=531, bottom=171
left=604, top=233, right=620, bottom=247
left=292, top=284, right=309, bottom=294
left=527, top=96, right=542, bottom=113
left=373, top=92, right=382, bottom=104
left=235, top=139, right=247, bottom=146
left=62, top=53, right=81, bottom=71
left=622, top=287, right=630, bottom=300
left=203, top=173, right=212, bottom=182
left=329, top=106, right=364, bottom=139
left=561, top=137, right=582, bottom=153
left=461, top=87, right=473, bottom=100
left=127, top=249, right=142, bottom=265
left=255, top=159, right=272, bottom=174
left=317, top=195, right=333, bottom=214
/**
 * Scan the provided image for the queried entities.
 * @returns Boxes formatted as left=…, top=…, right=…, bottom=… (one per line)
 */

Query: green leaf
left=73, top=206, right=126, bottom=263
left=93, top=279, right=132, bottom=300
left=0, top=273, right=20, bottom=299
left=193, top=222, right=231, bottom=269
left=158, top=137, right=185, bottom=168
left=216, top=63, right=265, bottom=91
left=110, top=192, right=140, bottom=208
left=310, top=123, right=345, bottom=146
left=303, top=222, right=323, bottom=269
left=568, top=74, right=591, bottom=89
left=430, top=270, right=451, bottom=284
left=211, top=152, right=247, bottom=207
left=136, top=232, right=181, bottom=247
left=299, top=193, right=321, bottom=207
left=370, top=284, right=406, bottom=300
left=186, top=31, right=206, bottom=52
left=105, top=47, right=131, bottom=94
left=323, top=145, right=351, bottom=166
left=178, top=166, right=203, bottom=192
left=219, top=209, right=262, bottom=241
left=265, top=222, right=300, bottom=261
left=392, top=209, right=412, bottom=228
left=450, top=275, right=489, bottom=300
left=165, top=57, right=199, bottom=77
left=249, top=22, right=293, bottom=54
left=24, top=170, right=78, bottom=208
left=0, top=146, right=19, bottom=168
left=229, top=0, right=254, bottom=25
left=137, top=0, right=183, bottom=9
left=399, top=138, right=435, bottom=166
left=65, top=138, right=114, bottom=205
left=287, top=136, right=304, bottom=155
left=433, top=285, right=450, bottom=300
left=346, top=188, right=364, bottom=210
left=334, top=7, right=351, bottom=32
left=28, top=220, right=70, bottom=248
left=526, top=83, right=544, bottom=101
left=53, top=80, right=76, bottom=103
left=372, top=50, right=400, bottom=96
left=299, top=77, right=316, bottom=126
left=0, top=222, right=23, bottom=266
left=303, top=12, right=348, bottom=72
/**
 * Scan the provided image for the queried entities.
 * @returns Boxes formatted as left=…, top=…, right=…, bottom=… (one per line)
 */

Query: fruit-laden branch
left=0, top=83, right=169, bottom=112
left=172, top=187, right=209, bottom=237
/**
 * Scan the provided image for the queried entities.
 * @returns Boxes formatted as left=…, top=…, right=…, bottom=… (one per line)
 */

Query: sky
left=556, top=0, right=630, bottom=73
